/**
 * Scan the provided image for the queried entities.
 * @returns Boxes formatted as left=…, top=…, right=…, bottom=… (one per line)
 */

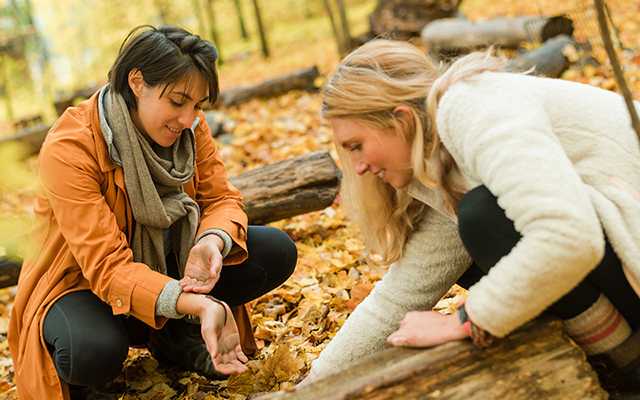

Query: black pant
left=43, top=226, right=297, bottom=387
left=456, top=185, right=640, bottom=329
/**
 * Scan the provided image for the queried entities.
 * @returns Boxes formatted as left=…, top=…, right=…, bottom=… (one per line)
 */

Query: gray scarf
left=98, top=85, right=200, bottom=276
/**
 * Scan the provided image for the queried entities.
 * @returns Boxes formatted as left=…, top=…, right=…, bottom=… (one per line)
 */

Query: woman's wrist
left=457, top=303, right=495, bottom=348
left=176, top=292, right=214, bottom=317
left=198, top=234, right=225, bottom=253
left=457, top=305, right=472, bottom=337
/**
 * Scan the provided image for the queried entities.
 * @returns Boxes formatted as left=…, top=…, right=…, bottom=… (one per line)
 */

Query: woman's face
left=128, top=70, right=209, bottom=147
left=331, top=117, right=413, bottom=189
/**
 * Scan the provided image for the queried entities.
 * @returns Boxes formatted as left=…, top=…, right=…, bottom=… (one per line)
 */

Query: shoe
left=148, top=318, right=225, bottom=379
left=605, top=358, right=640, bottom=399
left=590, top=351, right=640, bottom=398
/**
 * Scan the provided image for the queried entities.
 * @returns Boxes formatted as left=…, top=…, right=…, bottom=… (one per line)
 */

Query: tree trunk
left=507, top=35, right=574, bottom=78
left=193, top=0, right=208, bottom=38
left=205, top=0, right=223, bottom=64
left=257, top=318, right=607, bottom=400
left=233, top=0, right=249, bottom=40
left=0, top=151, right=340, bottom=288
left=337, top=0, right=352, bottom=53
left=323, top=0, right=346, bottom=56
left=217, top=66, right=319, bottom=108
left=251, top=0, right=270, bottom=58
left=370, top=0, right=462, bottom=39
left=422, top=15, right=574, bottom=53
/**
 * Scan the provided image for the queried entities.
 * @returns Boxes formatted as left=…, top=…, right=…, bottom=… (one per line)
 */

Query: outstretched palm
left=200, top=299, right=248, bottom=375
left=181, top=237, right=223, bottom=293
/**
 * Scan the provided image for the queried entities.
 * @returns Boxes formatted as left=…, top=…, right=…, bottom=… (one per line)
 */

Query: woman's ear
left=127, top=69, right=145, bottom=97
left=392, top=105, right=415, bottom=139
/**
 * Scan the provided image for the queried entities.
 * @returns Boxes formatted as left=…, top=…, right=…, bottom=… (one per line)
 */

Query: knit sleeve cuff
left=196, top=228, right=233, bottom=258
left=155, top=279, right=185, bottom=319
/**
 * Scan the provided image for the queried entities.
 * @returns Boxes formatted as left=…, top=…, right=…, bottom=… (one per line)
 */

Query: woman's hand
left=180, top=235, right=224, bottom=293
left=386, top=310, right=468, bottom=348
left=199, top=297, right=249, bottom=375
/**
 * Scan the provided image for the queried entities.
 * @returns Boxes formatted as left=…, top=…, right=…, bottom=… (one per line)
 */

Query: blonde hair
left=322, top=39, right=504, bottom=264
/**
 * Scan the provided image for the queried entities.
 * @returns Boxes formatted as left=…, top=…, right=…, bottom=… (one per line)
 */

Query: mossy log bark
left=217, top=66, right=319, bottom=108
left=0, top=151, right=339, bottom=288
left=258, top=318, right=607, bottom=400
left=421, top=15, right=573, bottom=53
left=230, top=150, right=340, bottom=225
left=369, top=0, right=462, bottom=39
left=507, top=35, right=575, bottom=78
left=0, top=123, right=50, bottom=155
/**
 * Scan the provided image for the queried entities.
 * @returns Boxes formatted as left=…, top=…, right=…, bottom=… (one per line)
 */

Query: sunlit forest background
left=0, top=0, right=638, bottom=398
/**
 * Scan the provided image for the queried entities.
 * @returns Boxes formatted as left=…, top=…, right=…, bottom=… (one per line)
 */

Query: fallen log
left=0, top=151, right=340, bottom=288
left=422, top=15, right=573, bottom=53
left=258, top=318, right=607, bottom=400
left=0, top=258, right=20, bottom=289
left=507, top=35, right=574, bottom=78
left=369, top=0, right=462, bottom=39
left=204, top=111, right=234, bottom=137
left=50, top=68, right=320, bottom=116
left=217, top=66, right=320, bottom=108
left=54, top=84, right=103, bottom=116
left=1, top=113, right=232, bottom=155
left=230, top=150, right=340, bottom=225
left=0, top=123, right=50, bottom=156
left=13, top=114, right=44, bottom=130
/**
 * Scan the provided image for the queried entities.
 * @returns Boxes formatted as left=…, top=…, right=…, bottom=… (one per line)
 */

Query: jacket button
left=116, top=298, right=123, bottom=308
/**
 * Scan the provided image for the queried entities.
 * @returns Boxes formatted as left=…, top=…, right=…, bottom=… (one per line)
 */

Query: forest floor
left=0, top=0, right=638, bottom=399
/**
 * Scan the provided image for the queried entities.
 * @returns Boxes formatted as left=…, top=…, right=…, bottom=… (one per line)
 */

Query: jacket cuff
left=156, top=279, right=185, bottom=319
left=196, top=228, right=233, bottom=258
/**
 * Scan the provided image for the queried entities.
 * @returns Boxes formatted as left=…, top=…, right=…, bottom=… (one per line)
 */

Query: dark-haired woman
left=8, top=25, right=297, bottom=400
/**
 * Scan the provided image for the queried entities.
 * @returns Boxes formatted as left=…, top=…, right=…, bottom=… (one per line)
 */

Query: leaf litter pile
left=1, top=0, right=639, bottom=398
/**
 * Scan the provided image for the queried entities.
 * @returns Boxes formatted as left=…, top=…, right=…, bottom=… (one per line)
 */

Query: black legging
left=456, top=185, right=640, bottom=329
left=43, top=226, right=297, bottom=387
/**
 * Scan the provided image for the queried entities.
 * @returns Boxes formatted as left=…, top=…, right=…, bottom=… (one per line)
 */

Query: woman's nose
left=355, top=161, right=369, bottom=175
left=178, top=108, right=197, bottom=129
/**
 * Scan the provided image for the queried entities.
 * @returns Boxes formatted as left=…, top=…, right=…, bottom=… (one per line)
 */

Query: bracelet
left=457, top=304, right=495, bottom=348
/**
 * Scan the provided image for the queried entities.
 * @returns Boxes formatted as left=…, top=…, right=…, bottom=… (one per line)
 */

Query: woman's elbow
left=568, top=218, right=605, bottom=269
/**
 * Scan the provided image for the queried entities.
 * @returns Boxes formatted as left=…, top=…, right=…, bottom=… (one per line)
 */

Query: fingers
left=213, top=353, right=248, bottom=375
left=235, top=345, right=248, bottom=363
left=179, top=277, right=216, bottom=293
left=387, top=329, right=409, bottom=347
left=209, top=253, right=223, bottom=277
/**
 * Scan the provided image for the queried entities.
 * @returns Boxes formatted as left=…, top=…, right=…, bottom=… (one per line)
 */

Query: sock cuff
left=563, top=294, right=631, bottom=355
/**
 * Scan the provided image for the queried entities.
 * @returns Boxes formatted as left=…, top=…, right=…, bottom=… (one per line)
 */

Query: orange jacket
left=8, top=92, right=252, bottom=400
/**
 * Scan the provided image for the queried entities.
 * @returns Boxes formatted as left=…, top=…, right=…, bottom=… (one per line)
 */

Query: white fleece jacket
left=309, top=72, right=640, bottom=380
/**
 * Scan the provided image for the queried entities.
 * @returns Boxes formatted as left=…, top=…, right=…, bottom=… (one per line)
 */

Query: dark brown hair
left=108, top=25, right=219, bottom=110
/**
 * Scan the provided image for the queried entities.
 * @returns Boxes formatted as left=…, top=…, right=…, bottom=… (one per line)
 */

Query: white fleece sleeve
left=437, top=76, right=605, bottom=338
left=308, top=209, right=471, bottom=380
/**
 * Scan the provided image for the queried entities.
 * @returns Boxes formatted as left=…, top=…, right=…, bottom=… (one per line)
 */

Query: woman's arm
left=306, top=209, right=471, bottom=381
left=175, top=292, right=248, bottom=375
left=192, top=116, right=248, bottom=265
left=39, top=130, right=172, bottom=328
left=437, top=75, right=605, bottom=338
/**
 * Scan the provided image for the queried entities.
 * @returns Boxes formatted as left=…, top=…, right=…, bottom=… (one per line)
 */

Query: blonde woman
left=304, top=39, right=640, bottom=393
